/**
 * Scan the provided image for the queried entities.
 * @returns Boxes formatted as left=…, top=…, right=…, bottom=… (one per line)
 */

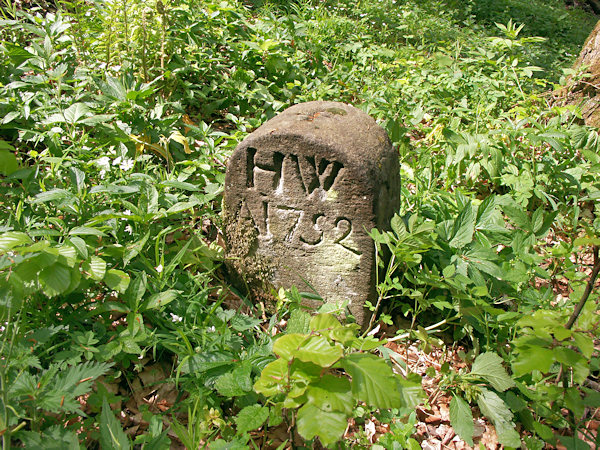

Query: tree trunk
left=560, top=20, right=600, bottom=127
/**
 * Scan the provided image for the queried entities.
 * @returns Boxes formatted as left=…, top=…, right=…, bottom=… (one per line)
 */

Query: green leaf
left=558, top=436, right=591, bottom=450
left=123, top=231, right=149, bottom=266
left=39, top=264, right=71, bottom=297
left=286, top=309, right=311, bottom=334
left=477, top=388, right=520, bottom=448
left=309, top=313, right=342, bottom=333
left=449, top=203, right=475, bottom=248
left=32, top=189, right=75, bottom=204
left=0, top=150, right=19, bottom=175
left=306, top=375, right=353, bottom=415
left=63, top=103, right=90, bottom=124
left=83, top=256, right=106, bottom=281
left=69, top=226, right=106, bottom=237
left=143, top=290, right=179, bottom=310
left=0, top=231, right=32, bottom=253
left=273, top=334, right=343, bottom=367
left=294, top=335, right=343, bottom=367
left=253, top=358, right=287, bottom=397
left=470, top=352, right=515, bottom=392
left=512, top=346, right=554, bottom=377
left=215, top=363, right=252, bottom=397
left=235, top=404, right=269, bottom=435
left=449, top=396, right=474, bottom=446
left=104, top=269, right=130, bottom=293
left=100, top=396, right=130, bottom=450
left=341, top=353, right=401, bottom=409
left=296, top=403, right=347, bottom=448
left=4, top=42, right=35, bottom=65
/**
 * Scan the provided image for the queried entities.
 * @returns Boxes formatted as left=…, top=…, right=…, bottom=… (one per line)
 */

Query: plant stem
left=565, top=245, right=599, bottom=330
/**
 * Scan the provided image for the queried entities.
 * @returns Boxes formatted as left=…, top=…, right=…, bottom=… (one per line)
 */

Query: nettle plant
left=252, top=313, right=423, bottom=447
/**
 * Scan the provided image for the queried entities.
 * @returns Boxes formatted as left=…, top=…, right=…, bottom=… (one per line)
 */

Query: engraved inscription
left=241, top=148, right=359, bottom=256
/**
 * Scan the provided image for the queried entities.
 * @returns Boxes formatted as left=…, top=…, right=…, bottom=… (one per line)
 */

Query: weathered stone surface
left=223, top=101, right=400, bottom=325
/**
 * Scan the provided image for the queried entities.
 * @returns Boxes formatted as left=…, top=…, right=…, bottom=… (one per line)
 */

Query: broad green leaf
left=100, top=396, right=130, bottom=450
left=477, top=388, right=520, bottom=448
left=449, top=396, right=474, bottom=446
left=215, top=363, right=252, bottom=397
left=39, top=264, right=71, bottom=297
left=557, top=436, right=591, bottom=450
left=0, top=150, right=19, bottom=175
left=63, top=103, right=90, bottom=124
left=143, top=290, right=179, bottom=310
left=512, top=347, right=554, bottom=377
left=397, top=373, right=426, bottom=411
left=0, top=231, right=32, bottom=253
left=273, top=333, right=306, bottom=360
left=5, top=43, right=35, bottom=65
left=341, top=353, right=401, bottom=409
left=273, top=333, right=343, bottom=367
left=449, top=203, right=474, bottom=249
left=565, top=387, right=585, bottom=418
left=83, top=256, right=106, bottom=281
left=286, top=309, right=311, bottom=334
left=57, top=244, right=78, bottom=267
left=235, top=404, right=269, bottom=435
left=253, top=358, right=287, bottom=396
left=166, top=200, right=201, bottom=214
left=294, top=335, right=343, bottom=367
left=554, top=347, right=589, bottom=383
left=573, top=333, right=594, bottom=359
left=104, top=269, right=130, bottom=293
left=296, top=403, right=347, bottom=447
left=306, top=375, right=353, bottom=415
left=470, top=352, right=515, bottom=392
left=309, top=313, right=342, bottom=333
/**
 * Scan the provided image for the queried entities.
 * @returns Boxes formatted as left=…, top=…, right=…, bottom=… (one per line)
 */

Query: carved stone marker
left=223, top=101, right=400, bottom=325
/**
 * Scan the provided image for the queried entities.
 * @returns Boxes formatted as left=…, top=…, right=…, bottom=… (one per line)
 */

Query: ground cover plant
left=0, top=0, right=599, bottom=448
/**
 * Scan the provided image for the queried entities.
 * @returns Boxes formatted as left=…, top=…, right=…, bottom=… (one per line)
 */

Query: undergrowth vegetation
left=0, top=0, right=599, bottom=448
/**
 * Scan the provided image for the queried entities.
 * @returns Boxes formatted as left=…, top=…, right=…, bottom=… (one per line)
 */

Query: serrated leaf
left=63, top=103, right=90, bottom=124
left=39, top=264, right=71, bottom=297
left=558, top=436, right=591, bottom=450
left=477, top=388, right=520, bottom=447
left=286, top=309, right=311, bottom=334
left=449, top=396, right=474, bottom=446
left=0, top=231, right=32, bottom=253
left=511, top=346, right=554, bottom=377
left=235, top=404, right=269, bottom=435
left=215, top=363, right=252, bottom=397
left=104, top=269, right=130, bottom=293
left=296, top=402, right=347, bottom=447
left=470, top=352, right=515, bottom=391
left=341, top=353, right=401, bottom=409
left=100, top=396, right=130, bottom=450
left=449, top=203, right=475, bottom=248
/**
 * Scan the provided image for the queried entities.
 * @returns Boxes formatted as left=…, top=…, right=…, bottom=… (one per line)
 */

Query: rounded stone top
left=236, top=101, right=392, bottom=177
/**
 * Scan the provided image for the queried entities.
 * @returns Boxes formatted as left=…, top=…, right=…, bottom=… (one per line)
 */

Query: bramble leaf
left=449, top=396, right=474, bottom=446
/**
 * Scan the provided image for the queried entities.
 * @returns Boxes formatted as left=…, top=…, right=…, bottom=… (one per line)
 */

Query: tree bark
left=559, top=20, right=600, bottom=127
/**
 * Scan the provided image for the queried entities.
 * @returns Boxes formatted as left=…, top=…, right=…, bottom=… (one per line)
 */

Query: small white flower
left=50, top=126, right=63, bottom=133
left=170, top=313, right=183, bottom=322
left=112, top=156, right=122, bottom=166
left=119, top=158, right=134, bottom=171
left=198, top=140, right=207, bottom=147
left=123, top=210, right=132, bottom=216
left=207, top=326, right=216, bottom=333
left=124, top=224, right=133, bottom=234
left=97, top=156, right=110, bottom=169
left=155, top=264, right=163, bottom=273
left=99, top=169, right=106, bottom=179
